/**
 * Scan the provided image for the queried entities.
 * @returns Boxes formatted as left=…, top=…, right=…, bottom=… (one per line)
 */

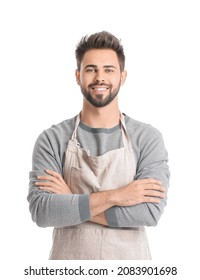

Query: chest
left=77, top=126, right=123, bottom=156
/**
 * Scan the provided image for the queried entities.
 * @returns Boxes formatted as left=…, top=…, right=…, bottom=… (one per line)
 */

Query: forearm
left=28, top=171, right=91, bottom=227
left=89, top=178, right=165, bottom=227
left=105, top=170, right=169, bottom=228
left=90, top=200, right=166, bottom=228
left=105, top=200, right=166, bottom=228
left=28, top=192, right=90, bottom=228
left=29, top=170, right=115, bottom=228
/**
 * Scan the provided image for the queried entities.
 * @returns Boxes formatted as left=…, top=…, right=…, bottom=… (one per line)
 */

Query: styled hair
left=75, top=31, right=125, bottom=71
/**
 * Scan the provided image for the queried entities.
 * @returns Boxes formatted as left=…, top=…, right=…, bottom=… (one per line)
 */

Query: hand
left=35, top=169, right=72, bottom=194
left=113, top=178, right=165, bottom=206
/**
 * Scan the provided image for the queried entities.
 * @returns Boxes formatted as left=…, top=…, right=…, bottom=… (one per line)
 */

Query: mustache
left=89, top=82, right=110, bottom=88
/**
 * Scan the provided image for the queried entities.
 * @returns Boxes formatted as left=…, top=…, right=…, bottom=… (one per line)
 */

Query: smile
left=92, top=87, right=108, bottom=90
left=90, top=86, right=110, bottom=94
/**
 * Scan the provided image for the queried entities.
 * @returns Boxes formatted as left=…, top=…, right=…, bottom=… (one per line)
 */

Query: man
left=28, top=31, right=169, bottom=260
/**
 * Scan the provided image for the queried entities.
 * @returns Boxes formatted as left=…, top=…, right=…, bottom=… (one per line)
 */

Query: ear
left=120, top=70, right=127, bottom=86
left=75, top=69, right=81, bottom=85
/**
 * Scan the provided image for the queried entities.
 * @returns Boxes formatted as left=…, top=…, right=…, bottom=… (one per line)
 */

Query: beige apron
left=49, top=113, right=151, bottom=260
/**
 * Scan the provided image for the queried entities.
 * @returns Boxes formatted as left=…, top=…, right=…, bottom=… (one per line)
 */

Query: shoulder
left=34, top=115, right=77, bottom=148
left=124, top=115, right=169, bottom=176
left=124, top=115, right=167, bottom=163
left=125, top=115, right=163, bottom=143
left=46, top=116, right=76, bottom=138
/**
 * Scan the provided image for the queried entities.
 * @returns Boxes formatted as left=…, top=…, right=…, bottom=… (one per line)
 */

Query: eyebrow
left=84, top=64, right=116, bottom=69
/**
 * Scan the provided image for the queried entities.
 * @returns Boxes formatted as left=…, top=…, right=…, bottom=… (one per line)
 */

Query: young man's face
left=76, top=49, right=127, bottom=107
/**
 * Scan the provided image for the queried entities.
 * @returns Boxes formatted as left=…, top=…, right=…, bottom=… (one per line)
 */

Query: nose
left=94, top=70, right=105, bottom=83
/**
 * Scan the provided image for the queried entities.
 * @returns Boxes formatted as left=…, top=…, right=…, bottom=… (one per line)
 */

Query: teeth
left=93, top=87, right=107, bottom=91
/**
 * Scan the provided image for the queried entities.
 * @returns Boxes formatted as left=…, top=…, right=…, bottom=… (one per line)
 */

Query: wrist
left=108, top=187, right=123, bottom=206
left=89, top=190, right=115, bottom=217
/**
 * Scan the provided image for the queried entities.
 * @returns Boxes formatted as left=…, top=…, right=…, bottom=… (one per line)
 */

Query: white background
left=0, top=0, right=200, bottom=279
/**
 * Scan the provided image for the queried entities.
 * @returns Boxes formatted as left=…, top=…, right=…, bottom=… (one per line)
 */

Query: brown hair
left=75, top=31, right=125, bottom=71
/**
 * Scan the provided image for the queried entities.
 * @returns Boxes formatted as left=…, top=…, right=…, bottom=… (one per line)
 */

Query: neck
left=81, top=98, right=120, bottom=128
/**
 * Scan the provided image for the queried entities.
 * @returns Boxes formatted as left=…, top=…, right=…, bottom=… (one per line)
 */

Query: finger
left=35, top=181, right=58, bottom=189
left=144, top=184, right=165, bottom=192
left=144, top=190, right=166, bottom=198
left=38, top=185, right=72, bottom=195
left=137, top=178, right=163, bottom=186
left=37, top=175, right=61, bottom=185
left=45, top=169, right=62, bottom=179
left=38, top=186, right=59, bottom=194
left=45, top=170, right=66, bottom=184
left=143, top=196, right=161, bottom=204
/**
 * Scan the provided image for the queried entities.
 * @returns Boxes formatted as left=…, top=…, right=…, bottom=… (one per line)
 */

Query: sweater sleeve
left=27, top=130, right=91, bottom=228
left=105, top=125, right=170, bottom=228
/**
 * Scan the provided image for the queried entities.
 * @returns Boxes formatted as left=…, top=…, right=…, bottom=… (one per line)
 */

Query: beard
left=80, top=82, right=121, bottom=108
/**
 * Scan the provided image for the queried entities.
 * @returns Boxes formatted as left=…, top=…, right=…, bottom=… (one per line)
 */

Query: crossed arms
left=35, top=169, right=165, bottom=226
left=28, top=121, right=169, bottom=228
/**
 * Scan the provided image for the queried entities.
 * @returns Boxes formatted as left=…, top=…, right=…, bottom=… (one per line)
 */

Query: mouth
left=90, top=85, right=110, bottom=94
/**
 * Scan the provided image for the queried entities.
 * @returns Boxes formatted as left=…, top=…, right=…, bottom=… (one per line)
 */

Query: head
left=75, top=31, right=127, bottom=108
left=75, top=31, right=125, bottom=72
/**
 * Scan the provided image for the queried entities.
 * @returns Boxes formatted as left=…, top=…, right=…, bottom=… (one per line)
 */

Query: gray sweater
left=27, top=114, right=170, bottom=228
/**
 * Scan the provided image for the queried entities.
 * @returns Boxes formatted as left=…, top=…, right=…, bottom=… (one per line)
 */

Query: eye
left=105, top=68, right=114, bottom=73
left=85, top=68, right=95, bottom=73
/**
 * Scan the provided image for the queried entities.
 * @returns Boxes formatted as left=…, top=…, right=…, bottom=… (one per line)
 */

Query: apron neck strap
left=72, top=112, right=129, bottom=147
left=72, top=112, right=81, bottom=140
left=120, top=113, right=130, bottom=148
